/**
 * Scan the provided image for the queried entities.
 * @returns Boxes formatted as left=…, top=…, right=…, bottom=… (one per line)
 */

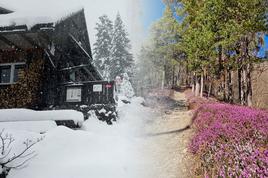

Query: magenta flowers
left=187, top=95, right=268, bottom=177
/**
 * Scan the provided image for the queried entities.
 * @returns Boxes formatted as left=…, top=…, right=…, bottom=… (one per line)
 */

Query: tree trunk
left=246, top=63, right=253, bottom=106
left=227, top=69, right=233, bottom=103
left=172, top=65, right=176, bottom=88
left=223, top=69, right=227, bottom=101
left=186, top=64, right=189, bottom=86
left=218, top=45, right=223, bottom=78
left=200, top=71, right=204, bottom=97
left=161, top=69, right=165, bottom=90
left=208, top=79, right=212, bottom=98
left=238, top=68, right=242, bottom=104
left=192, top=73, right=195, bottom=93
left=241, top=67, right=247, bottom=105
left=195, top=75, right=200, bottom=97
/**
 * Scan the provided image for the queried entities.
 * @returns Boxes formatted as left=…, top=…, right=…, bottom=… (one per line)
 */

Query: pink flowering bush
left=188, top=101, right=268, bottom=177
left=184, top=90, right=216, bottom=110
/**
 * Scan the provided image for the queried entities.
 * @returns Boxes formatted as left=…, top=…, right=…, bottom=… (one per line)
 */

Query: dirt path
left=142, top=91, right=195, bottom=178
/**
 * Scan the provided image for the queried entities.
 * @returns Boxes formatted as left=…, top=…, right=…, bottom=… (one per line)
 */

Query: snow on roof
left=0, top=0, right=84, bottom=28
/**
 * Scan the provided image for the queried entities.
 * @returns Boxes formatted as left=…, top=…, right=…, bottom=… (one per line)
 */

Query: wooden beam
left=83, top=66, right=96, bottom=81
left=68, top=33, right=91, bottom=59
left=44, top=49, right=56, bottom=69
left=0, top=35, right=22, bottom=50
left=59, top=64, right=91, bottom=71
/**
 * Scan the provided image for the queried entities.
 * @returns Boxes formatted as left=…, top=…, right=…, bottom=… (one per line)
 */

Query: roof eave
left=0, top=7, right=13, bottom=15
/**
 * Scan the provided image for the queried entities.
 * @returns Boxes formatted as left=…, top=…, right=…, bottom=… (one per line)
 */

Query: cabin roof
left=0, top=7, right=13, bottom=14
left=0, top=24, right=53, bottom=51
left=0, top=0, right=83, bottom=28
left=0, top=9, right=85, bottom=51
left=0, top=9, right=102, bottom=80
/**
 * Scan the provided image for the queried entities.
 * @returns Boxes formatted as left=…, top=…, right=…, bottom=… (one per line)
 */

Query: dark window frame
left=0, top=62, right=25, bottom=85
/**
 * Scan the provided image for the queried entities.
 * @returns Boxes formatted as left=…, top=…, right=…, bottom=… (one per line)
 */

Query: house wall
left=0, top=49, right=45, bottom=108
left=0, top=50, right=27, bottom=64
left=0, top=10, right=104, bottom=109
left=57, top=81, right=115, bottom=109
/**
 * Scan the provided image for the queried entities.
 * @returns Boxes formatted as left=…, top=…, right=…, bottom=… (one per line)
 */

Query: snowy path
left=142, top=91, right=195, bottom=178
left=4, top=92, right=194, bottom=178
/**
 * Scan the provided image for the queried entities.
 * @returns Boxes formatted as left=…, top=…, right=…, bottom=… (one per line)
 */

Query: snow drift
left=3, top=96, right=154, bottom=178
left=0, top=109, right=84, bottom=125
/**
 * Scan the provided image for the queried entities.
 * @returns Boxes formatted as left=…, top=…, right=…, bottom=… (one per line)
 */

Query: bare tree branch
left=0, top=130, right=44, bottom=175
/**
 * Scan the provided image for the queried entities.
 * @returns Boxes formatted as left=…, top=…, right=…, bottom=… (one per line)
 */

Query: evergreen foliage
left=93, top=15, right=113, bottom=80
left=140, top=0, right=267, bottom=103
left=110, top=13, right=134, bottom=80
left=140, top=0, right=268, bottom=177
left=135, top=7, right=182, bottom=90
left=93, top=13, right=134, bottom=80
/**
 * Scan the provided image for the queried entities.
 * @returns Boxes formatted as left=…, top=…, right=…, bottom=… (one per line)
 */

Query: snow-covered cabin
left=0, top=6, right=115, bottom=110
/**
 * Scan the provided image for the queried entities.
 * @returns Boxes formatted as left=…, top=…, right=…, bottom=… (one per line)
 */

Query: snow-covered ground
left=0, top=121, right=57, bottom=133
left=1, top=97, right=155, bottom=178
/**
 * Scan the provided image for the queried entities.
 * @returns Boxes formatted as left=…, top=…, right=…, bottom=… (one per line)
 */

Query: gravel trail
left=142, top=91, right=195, bottom=178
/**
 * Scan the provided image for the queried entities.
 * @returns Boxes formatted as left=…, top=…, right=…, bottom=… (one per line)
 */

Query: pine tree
left=93, top=15, right=113, bottom=80
left=149, top=6, right=181, bottom=88
left=110, top=13, right=134, bottom=80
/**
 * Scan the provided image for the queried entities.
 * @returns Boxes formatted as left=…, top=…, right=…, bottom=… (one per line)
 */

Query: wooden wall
left=0, top=49, right=45, bottom=108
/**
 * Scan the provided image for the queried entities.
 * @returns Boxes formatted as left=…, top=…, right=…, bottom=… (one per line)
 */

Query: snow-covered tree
left=93, top=15, right=113, bottom=80
left=119, top=73, right=135, bottom=99
left=110, top=13, right=134, bottom=80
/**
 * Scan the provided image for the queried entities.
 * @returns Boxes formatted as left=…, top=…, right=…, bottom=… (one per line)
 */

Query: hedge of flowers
left=186, top=91, right=268, bottom=177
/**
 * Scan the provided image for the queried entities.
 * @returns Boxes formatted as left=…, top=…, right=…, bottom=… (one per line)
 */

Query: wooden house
left=0, top=7, right=116, bottom=110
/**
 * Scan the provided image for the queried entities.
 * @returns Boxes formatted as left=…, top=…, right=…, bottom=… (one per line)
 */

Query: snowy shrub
left=80, top=104, right=117, bottom=125
left=189, top=102, right=268, bottom=178
left=117, top=73, right=135, bottom=99
left=0, top=130, right=43, bottom=177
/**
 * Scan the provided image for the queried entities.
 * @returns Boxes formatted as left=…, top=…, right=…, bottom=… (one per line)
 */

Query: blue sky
left=259, top=35, right=268, bottom=57
left=142, top=0, right=165, bottom=32
left=142, top=0, right=267, bottom=57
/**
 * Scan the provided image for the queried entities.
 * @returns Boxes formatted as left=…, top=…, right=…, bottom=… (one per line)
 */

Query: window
left=66, top=87, right=82, bottom=102
left=0, top=63, right=25, bottom=84
left=0, top=65, right=11, bottom=83
left=69, top=72, right=76, bottom=82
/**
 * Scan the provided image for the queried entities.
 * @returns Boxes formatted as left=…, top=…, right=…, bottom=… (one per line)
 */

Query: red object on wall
left=105, top=84, right=112, bottom=88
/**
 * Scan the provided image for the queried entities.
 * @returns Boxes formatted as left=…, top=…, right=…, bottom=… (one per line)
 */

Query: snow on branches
left=93, top=13, right=134, bottom=81
left=0, top=129, right=43, bottom=177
